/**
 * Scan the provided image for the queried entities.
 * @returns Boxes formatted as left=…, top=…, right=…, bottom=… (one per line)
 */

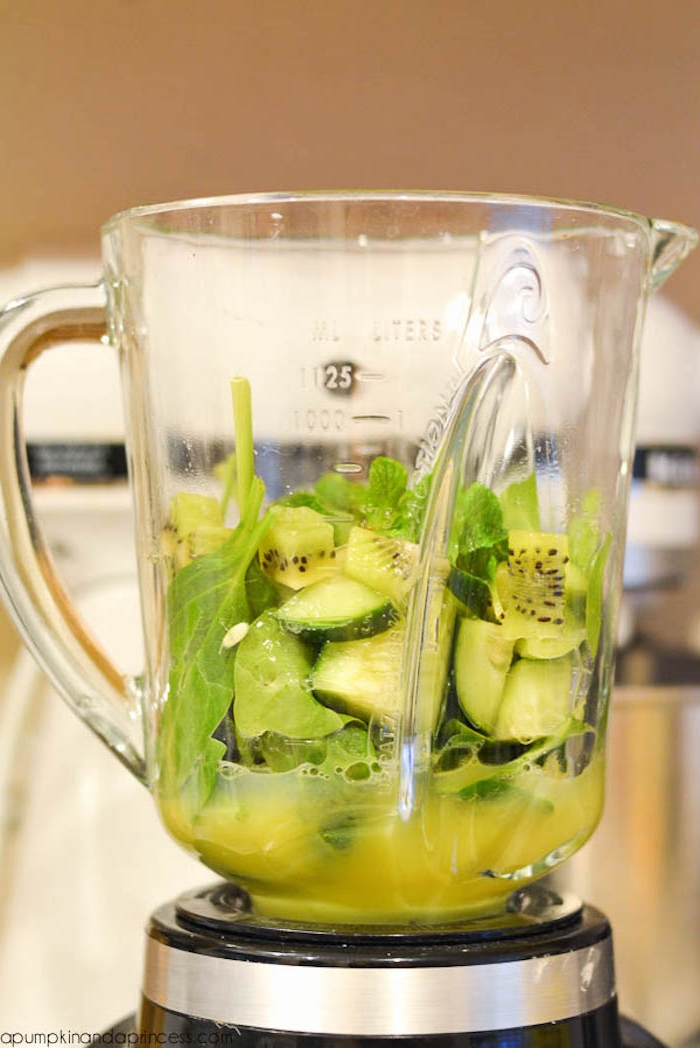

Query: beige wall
left=2, top=0, right=700, bottom=317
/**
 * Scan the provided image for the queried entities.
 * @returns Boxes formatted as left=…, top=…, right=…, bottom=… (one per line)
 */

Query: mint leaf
left=158, top=477, right=270, bottom=817
left=361, top=457, right=408, bottom=532
left=274, top=491, right=327, bottom=513
left=315, top=472, right=366, bottom=516
left=449, top=483, right=509, bottom=619
left=391, top=473, right=432, bottom=542
left=456, top=483, right=508, bottom=557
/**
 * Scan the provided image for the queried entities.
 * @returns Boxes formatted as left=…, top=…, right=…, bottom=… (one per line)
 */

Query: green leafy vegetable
left=234, top=610, right=349, bottom=752
left=320, top=815, right=360, bottom=850
left=259, top=722, right=373, bottom=778
left=275, top=491, right=328, bottom=513
left=569, top=490, right=602, bottom=572
left=500, top=472, right=541, bottom=531
left=315, top=472, right=366, bottom=516
left=433, top=717, right=486, bottom=771
left=244, top=557, right=280, bottom=618
left=458, top=778, right=554, bottom=813
left=390, top=473, right=432, bottom=543
left=586, top=534, right=610, bottom=655
left=158, top=477, right=269, bottom=817
left=256, top=733, right=329, bottom=772
left=313, top=458, right=433, bottom=542
left=456, top=483, right=509, bottom=562
left=363, top=457, right=409, bottom=532
left=450, top=483, right=509, bottom=619
left=435, top=716, right=592, bottom=797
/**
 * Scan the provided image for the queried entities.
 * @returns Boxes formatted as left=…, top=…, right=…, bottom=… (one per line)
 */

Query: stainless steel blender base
left=133, top=882, right=665, bottom=1046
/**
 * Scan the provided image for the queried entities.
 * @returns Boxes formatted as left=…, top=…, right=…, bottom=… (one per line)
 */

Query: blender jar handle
left=0, top=282, right=147, bottom=784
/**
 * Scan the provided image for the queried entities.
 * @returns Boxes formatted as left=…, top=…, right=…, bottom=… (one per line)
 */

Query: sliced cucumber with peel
left=493, top=654, right=573, bottom=742
left=276, top=575, right=398, bottom=643
left=453, top=617, right=514, bottom=733
left=311, top=627, right=404, bottom=721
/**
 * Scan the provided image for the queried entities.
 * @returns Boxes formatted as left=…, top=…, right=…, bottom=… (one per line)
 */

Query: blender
left=0, top=192, right=695, bottom=1045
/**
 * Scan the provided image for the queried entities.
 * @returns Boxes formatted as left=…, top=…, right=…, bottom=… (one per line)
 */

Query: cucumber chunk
left=453, top=618, right=514, bottom=733
left=276, top=575, right=398, bottom=643
left=311, top=627, right=404, bottom=721
left=493, top=655, right=573, bottom=742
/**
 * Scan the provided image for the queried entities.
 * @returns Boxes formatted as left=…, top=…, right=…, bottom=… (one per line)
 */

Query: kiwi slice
left=497, top=529, right=584, bottom=655
left=343, top=526, right=420, bottom=605
left=259, top=506, right=338, bottom=590
left=165, top=493, right=231, bottom=570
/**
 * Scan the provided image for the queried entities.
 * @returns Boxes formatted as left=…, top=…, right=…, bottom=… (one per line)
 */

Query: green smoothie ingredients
left=155, top=378, right=610, bottom=924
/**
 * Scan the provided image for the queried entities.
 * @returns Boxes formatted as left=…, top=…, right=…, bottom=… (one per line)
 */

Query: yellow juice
left=158, top=750, right=604, bottom=925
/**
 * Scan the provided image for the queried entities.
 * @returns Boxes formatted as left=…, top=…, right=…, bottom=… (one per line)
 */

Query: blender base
left=101, top=1013, right=667, bottom=1046
left=135, top=883, right=667, bottom=1047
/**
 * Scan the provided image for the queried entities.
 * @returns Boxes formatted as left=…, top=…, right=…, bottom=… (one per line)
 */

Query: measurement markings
left=332, top=462, right=364, bottom=474
left=351, top=414, right=392, bottom=425
left=355, top=371, right=385, bottom=383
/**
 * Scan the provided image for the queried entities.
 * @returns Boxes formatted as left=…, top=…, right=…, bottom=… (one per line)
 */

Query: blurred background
left=0, top=0, right=699, bottom=1043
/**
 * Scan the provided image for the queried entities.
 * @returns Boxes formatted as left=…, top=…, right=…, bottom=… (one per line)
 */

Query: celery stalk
left=231, top=377, right=254, bottom=517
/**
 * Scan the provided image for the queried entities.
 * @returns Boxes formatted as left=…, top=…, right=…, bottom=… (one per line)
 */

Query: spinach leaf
left=158, top=477, right=269, bottom=817
left=234, top=610, right=348, bottom=749
left=433, top=717, right=486, bottom=771
left=256, top=732, right=329, bottom=772
left=435, top=716, right=592, bottom=798
left=458, top=778, right=554, bottom=813
left=244, top=556, right=280, bottom=618
left=257, top=721, right=373, bottom=776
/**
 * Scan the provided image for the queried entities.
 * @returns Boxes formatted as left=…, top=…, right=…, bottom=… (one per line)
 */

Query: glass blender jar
left=0, top=192, right=695, bottom=1044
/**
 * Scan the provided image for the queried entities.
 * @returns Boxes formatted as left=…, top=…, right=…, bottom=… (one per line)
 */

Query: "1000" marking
left=293, top=408, right=348, bottom=432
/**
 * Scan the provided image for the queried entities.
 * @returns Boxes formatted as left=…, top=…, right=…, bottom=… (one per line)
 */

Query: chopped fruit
left=259, top=506, right=337, bottom=590
left=344, top=526, right=419, bottom=605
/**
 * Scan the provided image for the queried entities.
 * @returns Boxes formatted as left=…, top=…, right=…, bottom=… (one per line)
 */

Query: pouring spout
left=648, top=218, right=698, bottom=293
